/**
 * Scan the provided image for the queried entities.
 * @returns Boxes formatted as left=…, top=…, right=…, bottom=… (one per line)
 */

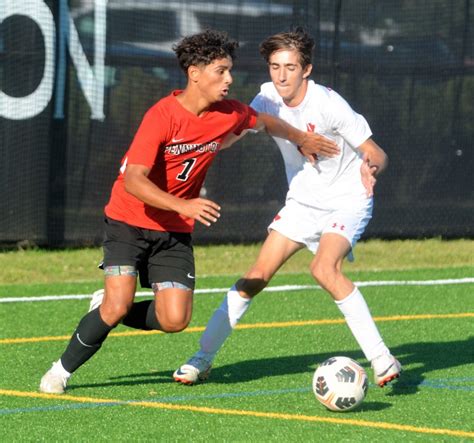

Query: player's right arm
left=223, top=112, right=339, bottom=160
left=255, top=112, right=340, bottom=162
left=124, top=164, right=221, bottom=227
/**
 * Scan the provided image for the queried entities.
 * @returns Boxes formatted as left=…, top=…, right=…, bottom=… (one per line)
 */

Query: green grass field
left=0, top=241, right=473, bottom=441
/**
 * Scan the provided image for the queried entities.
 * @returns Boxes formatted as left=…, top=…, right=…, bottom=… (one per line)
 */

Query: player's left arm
left=358, top=138, right=388, bottom=197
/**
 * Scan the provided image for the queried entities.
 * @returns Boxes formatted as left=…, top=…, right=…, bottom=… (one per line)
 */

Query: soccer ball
left=312, top=356, right=368, bottom=412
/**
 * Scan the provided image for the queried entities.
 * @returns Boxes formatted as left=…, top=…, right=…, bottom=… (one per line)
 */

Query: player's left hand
left=360, top=158, right=377, bottom=197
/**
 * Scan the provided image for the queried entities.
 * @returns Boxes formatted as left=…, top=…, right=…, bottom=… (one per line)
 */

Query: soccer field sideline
left=1, top=277, right=473, bottom=303
left=1, top=387, right=473, bottom=439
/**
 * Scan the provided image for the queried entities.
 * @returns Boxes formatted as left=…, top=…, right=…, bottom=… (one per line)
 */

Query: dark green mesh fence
left=0, top=0, right=472, bottom=247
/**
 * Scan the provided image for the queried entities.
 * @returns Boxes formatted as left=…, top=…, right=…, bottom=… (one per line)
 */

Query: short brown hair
left=173, top=29, right=239, bottom=73
left=259, top=27, right=314, bottom=68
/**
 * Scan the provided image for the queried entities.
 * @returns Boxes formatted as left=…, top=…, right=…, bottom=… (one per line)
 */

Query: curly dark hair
left=173, top=29, right=239, bottom=73
left=259, top=27, right=314, bottom=68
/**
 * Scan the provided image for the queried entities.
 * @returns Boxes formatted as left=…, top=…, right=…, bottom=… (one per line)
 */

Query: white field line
left=0, top=278, right=473, bottom=303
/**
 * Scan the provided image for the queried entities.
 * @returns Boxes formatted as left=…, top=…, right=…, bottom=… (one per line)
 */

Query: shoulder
left=250, top=82, right=281, bottom=113
left=258, top=82, right=280, bottom=100
left=308, top=81, right=354, bottom=116
left=143, top=94, right=176, bottom=119
left=308, top=81, right=340, bottom=103
left=215, top=99, right=254, bottom=115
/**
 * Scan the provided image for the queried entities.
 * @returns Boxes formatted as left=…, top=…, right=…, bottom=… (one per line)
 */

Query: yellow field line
left=0, top=389, right=473, bottom=438
left=1, top=312, right=473, bottom=345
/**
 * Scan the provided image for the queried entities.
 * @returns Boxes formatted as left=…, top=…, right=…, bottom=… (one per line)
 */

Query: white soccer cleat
left=371, top=353, right=402, bottom=387
left=89, top=289, right=104, bottom=312
left=39, top=361, right=70, bottom=394
left=173, top=356, right=212, bottom=385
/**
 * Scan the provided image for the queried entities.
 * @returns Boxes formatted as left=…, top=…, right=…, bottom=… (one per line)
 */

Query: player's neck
left=282, top=80, right=309, bottom=108
left=176, top=89, right=212, bottom=117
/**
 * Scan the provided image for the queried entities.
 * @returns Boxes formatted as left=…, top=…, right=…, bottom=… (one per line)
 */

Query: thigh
left=268, top=199, right=327, bottom=254
left=101, top=218, right=145, bottom=322
left=102, top=274, right=137, bottom=321
left=320, top=206, right=372, bottom=262
left=313, top=233, right=351, bottom=270
left=248, top=229, right=303, bottom=279
left=154, top=286, right=194, bottom=329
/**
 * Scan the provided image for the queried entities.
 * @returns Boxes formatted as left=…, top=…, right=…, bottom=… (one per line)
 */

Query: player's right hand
left=298, top=132, right=340, bottom=163
left=182, top=198, right=221, bottom=227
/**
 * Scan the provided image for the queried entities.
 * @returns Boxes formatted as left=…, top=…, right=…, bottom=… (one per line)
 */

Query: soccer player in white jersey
left=173, top=28, right=401, bottom=387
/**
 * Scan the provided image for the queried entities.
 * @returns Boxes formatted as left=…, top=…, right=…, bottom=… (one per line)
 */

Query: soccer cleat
left=371, top=353, right=402, bottom=387
left=173, top=356, right=212, bottom=385
left=89, top=289, right=104, bottom=312
left=39, top=361, right=70, bottom=394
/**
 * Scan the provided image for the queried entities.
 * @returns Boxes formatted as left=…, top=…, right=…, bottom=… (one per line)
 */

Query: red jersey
left=105, top=91, right=258, bottom=232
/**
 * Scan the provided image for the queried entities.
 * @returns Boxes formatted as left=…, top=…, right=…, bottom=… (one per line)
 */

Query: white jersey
left=251, top=80, right=372, bottom=210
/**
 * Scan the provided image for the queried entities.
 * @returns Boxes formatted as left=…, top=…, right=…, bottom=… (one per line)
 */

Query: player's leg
left=309, top=232, right=354, bottom=300
left=39, top=218, right=144, bottom=394
left=310, top=220, right=401, bottom=387
left=151, top=283, right=193, bottom=332
left=39, top=272, right=137, bottom=394
left=174, top=228, right=303, bottom=384
left=201, top=230, right=301, bottom=354
left=120, top=231, right=196, bottom=332
left=237, top=229, right=303, bottom=295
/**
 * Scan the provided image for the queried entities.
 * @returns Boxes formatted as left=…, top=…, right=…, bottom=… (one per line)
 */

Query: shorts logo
left=332, top=223, right=345, bottom=230
left=274, top=214, right=281, bottom=222
left=187, top=273, right=195, bottom=279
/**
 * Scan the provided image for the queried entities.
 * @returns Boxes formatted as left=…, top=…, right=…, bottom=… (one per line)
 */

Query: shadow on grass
left=388, top=335, right=474, bottom=396
left=70, top=336, right=473, bottom=397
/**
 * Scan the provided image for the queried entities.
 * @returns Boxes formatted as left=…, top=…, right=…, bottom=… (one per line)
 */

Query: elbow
left=124, top=175, right=133, bottom=194
left=382, top=150, right=389, bottom=170
left=122, top=164, right=151, bottom=200
left=124, top=173, right=139, bottom=197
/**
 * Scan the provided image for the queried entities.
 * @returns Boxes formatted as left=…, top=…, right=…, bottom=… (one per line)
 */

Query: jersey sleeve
left=125, top=106, right=168, bottom=168
left=231, top=101, right=258, bottom=135
left=249, top=93, right=268, bottom=113
left=325, top=90, right=372, bottom=148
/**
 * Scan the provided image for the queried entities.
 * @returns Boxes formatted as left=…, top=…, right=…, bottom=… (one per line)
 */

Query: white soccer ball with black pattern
left=312, top=356, right=368, bottom=412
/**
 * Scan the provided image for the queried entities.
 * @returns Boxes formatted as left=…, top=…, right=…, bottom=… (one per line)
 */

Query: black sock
left=60, top=308, right=114, bottom=373
left=122, top=300, right=161, bottom=330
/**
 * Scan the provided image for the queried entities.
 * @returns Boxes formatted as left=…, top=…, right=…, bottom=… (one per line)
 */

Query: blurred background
left=0, top=0, right=472, bottom=247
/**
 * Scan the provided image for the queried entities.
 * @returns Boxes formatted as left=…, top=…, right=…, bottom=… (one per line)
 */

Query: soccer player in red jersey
left=39, top=29, right=339, bottom=394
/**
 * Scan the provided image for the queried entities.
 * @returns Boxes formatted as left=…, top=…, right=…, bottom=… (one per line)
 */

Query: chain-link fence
left=0, top=0, right=472, bottom=247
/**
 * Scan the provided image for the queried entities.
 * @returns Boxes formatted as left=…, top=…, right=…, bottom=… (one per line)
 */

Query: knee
left=160, top=320, right=189, bottom=333
left=100, top=300, right=133, bottom=326
left=310, top=260, right=338, bottom=287
left=159, top=313, right=191, bottom=333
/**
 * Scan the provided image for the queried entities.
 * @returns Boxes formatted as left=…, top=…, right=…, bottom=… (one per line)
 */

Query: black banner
left=0, top=0, right=472, bottom=247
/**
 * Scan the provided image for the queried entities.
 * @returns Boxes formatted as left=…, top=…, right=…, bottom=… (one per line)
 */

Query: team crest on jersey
left=306, top=123, right=315, bottom=132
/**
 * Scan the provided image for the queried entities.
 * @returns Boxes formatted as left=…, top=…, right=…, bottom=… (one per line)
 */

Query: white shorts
left=267, top=198, right=373, bottom=261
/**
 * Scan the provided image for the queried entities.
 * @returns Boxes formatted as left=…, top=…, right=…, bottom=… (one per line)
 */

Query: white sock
left=54, top=359, right=71, bottom=379
left=335, top=287, right=389, bottom=361
left=197, top=286, right=251, bottom=362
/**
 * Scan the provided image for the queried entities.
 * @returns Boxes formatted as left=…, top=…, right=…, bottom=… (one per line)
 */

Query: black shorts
left=102, top=217, right=195, bottom=290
